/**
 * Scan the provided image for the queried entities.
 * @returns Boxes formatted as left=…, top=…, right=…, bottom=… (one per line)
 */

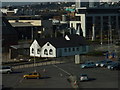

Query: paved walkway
left=13, top=60, right=64, bottom=69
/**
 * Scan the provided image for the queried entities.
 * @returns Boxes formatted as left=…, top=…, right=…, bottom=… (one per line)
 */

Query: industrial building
left=70, top=1, right=120, bottom=41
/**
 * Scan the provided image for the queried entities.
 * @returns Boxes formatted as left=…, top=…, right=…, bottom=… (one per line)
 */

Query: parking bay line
left=19, top=78, right=24, bottom=83
left=52, top=65, right=71, bottom=76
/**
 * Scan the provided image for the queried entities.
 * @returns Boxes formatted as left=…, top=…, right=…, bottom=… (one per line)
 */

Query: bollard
left=43, top=69, right=46, bottom=73
left=67, top=75, right=79, bottom=88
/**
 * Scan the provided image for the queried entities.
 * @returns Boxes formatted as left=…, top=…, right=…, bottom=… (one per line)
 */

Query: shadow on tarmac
left=40, top=76, right=51, bottom=79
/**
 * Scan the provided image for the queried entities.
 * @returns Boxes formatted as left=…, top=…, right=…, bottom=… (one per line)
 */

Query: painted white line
left=53, top=65, right=71, bottom=76
left=19, top=78, right=24, bottom=83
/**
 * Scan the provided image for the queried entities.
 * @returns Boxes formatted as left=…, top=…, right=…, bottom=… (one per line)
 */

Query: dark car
left=104, top=61, right=116, bottom=67
left=107, top=62, right=117, bottom=69
left=115, top=40, right=120, bottom=45
left=95, top=60, right=108, bottom=67
left=100, top=60, right=113, bottom=67
left=108, top=63, right=120, bottom=70
left=81, top=61, right=96, bottom=69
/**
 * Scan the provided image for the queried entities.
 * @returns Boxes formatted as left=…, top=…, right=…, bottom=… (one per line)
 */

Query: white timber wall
left=76, top=14, right=86, bottom=37
left=30, top=40, right=41, bottom=57
left=41, top=42, right=56, bottom=57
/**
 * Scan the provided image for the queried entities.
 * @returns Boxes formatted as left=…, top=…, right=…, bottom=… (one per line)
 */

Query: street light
left=34, top=44, right=36, bottom=72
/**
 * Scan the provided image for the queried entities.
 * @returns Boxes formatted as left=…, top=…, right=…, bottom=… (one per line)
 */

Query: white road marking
left=19, top=78, right=24, bottom=83
left=53, top=65, right=71, bottom=76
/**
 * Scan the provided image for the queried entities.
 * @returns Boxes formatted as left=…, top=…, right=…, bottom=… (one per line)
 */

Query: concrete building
left=1, top=16, right=18, bottom=62
left=2, top=17, right=18, bottom=49
left=71, top=1, right=120, bottom=40
left=0, top=8, right=18, bottom=16
left=8, top=18, right=53, bottom=40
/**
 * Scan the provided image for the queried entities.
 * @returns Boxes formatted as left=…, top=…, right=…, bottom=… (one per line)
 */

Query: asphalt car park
left=2, top=62, right=119, bottom=89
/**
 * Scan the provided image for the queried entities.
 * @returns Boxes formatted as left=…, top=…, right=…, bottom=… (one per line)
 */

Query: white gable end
left=41, top=42, right=56, bottom=57
left=30, top=40, right=41, bottom=57
left=65, top=35, right=70, bottom=40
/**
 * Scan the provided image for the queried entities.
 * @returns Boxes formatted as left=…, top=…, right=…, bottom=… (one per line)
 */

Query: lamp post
left=100, top=26, right=103, bottom=46
left=92, top=24, right=95, bottom=41
left=34, top=44, right=36, bottom=72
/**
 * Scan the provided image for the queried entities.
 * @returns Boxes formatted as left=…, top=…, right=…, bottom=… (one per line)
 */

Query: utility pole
left=100, top=16, right=103, bottom=46
left=31, top=27, right=34, bottom=40
left=34, top=44, right=36, bottom=72
left=109, top=23, right=112, bottom=45
left=108, top=22, right=112, bottom=53
left=108, top=25, right=110, bottom=52
left=100, top=27, right=103, bottom=46
left=92, top=24, right=95, bottom=41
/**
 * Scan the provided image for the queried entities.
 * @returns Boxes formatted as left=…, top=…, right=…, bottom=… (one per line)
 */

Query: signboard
left=106, top=52, right=115, bottom=59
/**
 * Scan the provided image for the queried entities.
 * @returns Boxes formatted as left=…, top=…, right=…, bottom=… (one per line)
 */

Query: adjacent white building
left=30, top=34, right=89, bottom=58
left=1, top=8, right=18, bottom=15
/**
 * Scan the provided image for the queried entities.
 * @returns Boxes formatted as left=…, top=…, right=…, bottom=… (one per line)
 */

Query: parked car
left=107, top=62, right=118, bottom=69
left=100, top=60, right=113, bottom=67
left=23, top=72, right=41, bottom=79
left=115, top=40, right=120, bottom=45
left=104, top=61, right=116, bottom=67
left=79, top=74, right=89, bottom=81
left=0, top=66, right=13, bottom=74
left=107, top=63, right=120, bottom=70
left=81, top=61, right=96, bottom=69
left=95, top=60, right=108, bottom=67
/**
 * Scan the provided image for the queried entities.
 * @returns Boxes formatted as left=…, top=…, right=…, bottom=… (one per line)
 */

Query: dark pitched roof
left=36, top=34, right=88, bottom=48
left=10, top=44, right=30, bottom=49
left=2, top=17, right=17, bottom=35
left=10, top=22, right=34, bottom=27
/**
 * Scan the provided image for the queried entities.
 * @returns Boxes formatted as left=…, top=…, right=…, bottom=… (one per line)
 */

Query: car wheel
left=37, top=77, right=40, bottom=79
left=112, top=68, right=115, bottom=70
left=24, top=77, right=27, bottom=79
left=7, top=71, right=11, bottom=74
left=82, top=66, right=85, bottom=69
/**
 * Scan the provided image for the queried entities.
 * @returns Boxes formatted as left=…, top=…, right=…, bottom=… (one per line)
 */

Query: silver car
left=0, top=66, right=13, bottom=74
left=79, top=74, right=89, bottom=81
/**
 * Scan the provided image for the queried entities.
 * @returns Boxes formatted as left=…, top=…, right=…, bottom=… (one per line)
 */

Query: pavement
left=2, top=62, right=119, bottom=89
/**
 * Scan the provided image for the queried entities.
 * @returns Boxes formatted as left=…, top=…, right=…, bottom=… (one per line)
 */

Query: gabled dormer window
left=65, top=35, right=70, bottom=40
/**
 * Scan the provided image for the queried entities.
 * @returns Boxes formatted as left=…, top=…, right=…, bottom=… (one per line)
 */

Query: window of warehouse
left=64, top=48, right=67, bottom=52
left=82, top=46, right=86, bottom=52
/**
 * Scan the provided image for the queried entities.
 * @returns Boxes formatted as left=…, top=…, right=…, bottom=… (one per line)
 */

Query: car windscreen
left=2, top=66, right=11, bottom=69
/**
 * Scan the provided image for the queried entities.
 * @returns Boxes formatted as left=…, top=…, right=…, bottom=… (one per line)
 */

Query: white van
left=0, top=66, right=13, bottom=74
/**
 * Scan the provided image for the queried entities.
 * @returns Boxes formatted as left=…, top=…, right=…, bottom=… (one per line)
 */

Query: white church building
left=30, top=34, right=89, bottom=58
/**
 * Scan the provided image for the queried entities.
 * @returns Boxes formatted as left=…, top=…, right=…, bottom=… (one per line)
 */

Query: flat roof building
left=70, top=1, right=120, bottom=41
